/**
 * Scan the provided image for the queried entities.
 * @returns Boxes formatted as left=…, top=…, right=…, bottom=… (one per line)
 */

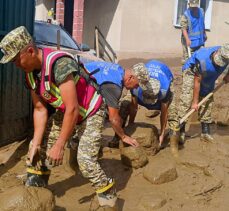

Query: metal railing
left=94, top=26, right=117, bottom=63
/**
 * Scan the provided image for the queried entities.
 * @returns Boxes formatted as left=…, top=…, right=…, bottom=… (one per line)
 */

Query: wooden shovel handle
left=180, top=81, right=225, bottom=125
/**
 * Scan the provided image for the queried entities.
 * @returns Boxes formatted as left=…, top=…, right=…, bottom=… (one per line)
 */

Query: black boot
left=25, top=166, right=50, bottom=187
left=200, top=122, right=214, bottom=142
left=96, top=178, right=117, bottom=209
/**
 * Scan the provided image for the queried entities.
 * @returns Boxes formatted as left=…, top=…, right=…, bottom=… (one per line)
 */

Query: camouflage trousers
left=181, top=36, right=201, bottom=64
left=167, top=81, right=180, bottom=131
left=118, top=92, right=133, bottom=127
left=29, top=103, right=109, bottom=190
left=177, top=69, right=213, bottom=125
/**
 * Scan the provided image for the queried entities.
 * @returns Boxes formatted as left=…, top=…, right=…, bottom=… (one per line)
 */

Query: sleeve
left=180, top=15, right=188, bottom=30
left=224, top=65, right=229, bottom=74
left=183, top=52, right=198, bottom=71
left=161, top=89, right=172, bottom=103
left=100, top=83, right=122, bottom=109
left=53, top=57, right=78, bottom=85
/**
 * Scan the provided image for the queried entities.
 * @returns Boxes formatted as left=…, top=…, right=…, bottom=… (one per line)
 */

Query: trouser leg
left=178, top=69, right=195, bottom=122
left=109, top=93, right=131, bottom=148
left=167, top=81, right=180, bottom=157
left=199, top=96, right=214, bottom=142
left=77, top=104, right=117, bottom=207
left=26, top=110, right=63, bottom=187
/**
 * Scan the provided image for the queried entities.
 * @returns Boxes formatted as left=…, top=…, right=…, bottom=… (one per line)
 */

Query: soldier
left=180, top=0, right=207, bottom=63
left=84, top=61, right=157, bottom=148
left=0, top=26, right=117, bottom=209
left=111, top=61, right=174, bottom=148
left=91, top=61, right=178, bottom=156
left=176, top=44, right=229, bottom=145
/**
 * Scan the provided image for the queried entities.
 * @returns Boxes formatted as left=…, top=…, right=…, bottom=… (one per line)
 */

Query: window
left=173, top=0, right=213, bottom=30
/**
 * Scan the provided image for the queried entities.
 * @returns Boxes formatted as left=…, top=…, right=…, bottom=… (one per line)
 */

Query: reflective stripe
left=27, top=72, right=36, bottom=89
left=79, top=106, right=87, bottom=118
left=189, top=31, right=204, bottom=36
left=185, top=8, right=204, bottom=37
left=47, top=75, right=80, bottom=109
left=50, top=83, right=61, bottom=96
left=86, top=91, right=101, bottom=117
left=186, top=16, right=203, bottom=36
left=49, top=97, right=63, bottom=108
left=96, top=181, right=115, bottom=194
left=27, top=168, right=51, bottom=175
left=45, top=51, right=75, bottom=91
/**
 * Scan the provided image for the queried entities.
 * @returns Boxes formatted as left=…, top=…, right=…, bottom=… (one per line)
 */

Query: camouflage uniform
left=177, top=67, right=214, bottom=124
left=180, top=0, right=204, bottom=64
left=0, top=26, right=114, bottom=196
left=167, top=81, right=179, bottom=131
left=117, top=63, right=176, bottom=131
left=198, top=95, right=214, bottom=123
left=117, top=63, right=160, bottom=125
left=132, top=63, right=158, bottom=93
left=118, top=91, right=133, bottom=127
left=30, top=55, right=110, bottom=190
left=0, top=26, right=32, bottom=63
left=178, top=43, right=229, bottom=124
left=180, top=16, right=202, bottom=64
left=38, top=103, right=108, bottom=190
left=178, top=68, right=195, bottom=124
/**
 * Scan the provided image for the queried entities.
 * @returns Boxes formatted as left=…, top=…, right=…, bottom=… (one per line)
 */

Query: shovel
left=187, top=47, right=192, bottom=58
left=180, top=81, right=225, bottom=125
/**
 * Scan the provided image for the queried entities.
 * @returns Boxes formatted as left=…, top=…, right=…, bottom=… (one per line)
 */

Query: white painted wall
left=35, top=0, right=55, bottom=21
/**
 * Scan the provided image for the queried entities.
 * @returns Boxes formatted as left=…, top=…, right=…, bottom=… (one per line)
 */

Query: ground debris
left=193, top=180, right=223, bottom=197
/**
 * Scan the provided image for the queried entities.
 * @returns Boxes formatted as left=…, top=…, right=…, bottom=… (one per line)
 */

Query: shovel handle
left=187, top=47, right=191, bottom=58
left=180, top=81, right=225, bottom=125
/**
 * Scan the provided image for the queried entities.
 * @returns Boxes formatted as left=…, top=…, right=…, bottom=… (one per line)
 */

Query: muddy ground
left=0, top=57, right=229, bottom=211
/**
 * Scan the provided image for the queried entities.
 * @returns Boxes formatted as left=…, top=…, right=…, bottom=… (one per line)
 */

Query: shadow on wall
left=83, top=0, right=120, bottom=48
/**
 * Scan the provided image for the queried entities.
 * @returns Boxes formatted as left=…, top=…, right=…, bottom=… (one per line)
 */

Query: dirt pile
left=0, top=59, right=228, bottom=210
left=0, top=186, right=55, bottom=211
left=120, top=123, right=159, bottom=169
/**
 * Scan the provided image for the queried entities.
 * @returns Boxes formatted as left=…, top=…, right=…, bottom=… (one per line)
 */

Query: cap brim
left=139, top=82, right=147, bottom=91
left=189, top=4, right=199, bottom=7
left=213, top=53, right=226, bottom=67
left=0, top=51, right=18, bottom=64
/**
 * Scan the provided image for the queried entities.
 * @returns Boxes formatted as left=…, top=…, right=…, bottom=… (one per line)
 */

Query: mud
left=0, top=57, right=229, bottom=210
left=0, top=186, right=55, bottom=211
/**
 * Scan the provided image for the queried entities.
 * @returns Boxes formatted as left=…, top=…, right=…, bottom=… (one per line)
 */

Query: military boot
left=95, top=178, right=118, bottom=210
left=179, top=123, right=186, bottom=145
left=25, top=166, right=50, bottom=187
left=169, top=130, right=179, bottom=158
left=200, top=122, right=214, bottom=143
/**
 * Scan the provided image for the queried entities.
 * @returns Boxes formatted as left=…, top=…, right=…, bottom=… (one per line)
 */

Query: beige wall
left=83, top=0, right=229, bottom=58
left=208, top=0, right=229, bottom=46
left=35, top=0, right=55, bottom=21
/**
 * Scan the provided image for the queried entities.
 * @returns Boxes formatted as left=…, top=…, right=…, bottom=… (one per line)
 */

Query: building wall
left=73, top=0, right=85, bottom=43
left=83, top=0, right=229, bottom=57
left=208, top=0, right=229, bottom=45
